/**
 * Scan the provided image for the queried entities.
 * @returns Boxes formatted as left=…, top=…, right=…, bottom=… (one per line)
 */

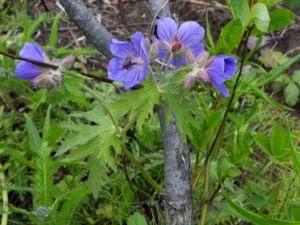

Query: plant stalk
left=0, top=168, right=8, bottom=225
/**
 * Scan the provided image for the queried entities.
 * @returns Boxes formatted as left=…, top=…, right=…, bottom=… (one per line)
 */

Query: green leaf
left=111, top=78, right=160, bottom=131
left=251, top=3, right=270, bottom=32
left=43, top=105, right=51, bottom=142
left=269, top=8, right=294, bottom=31
left=284, top=82, right=299, bottom=106
left=215, top=19, right=244, bottom=54
left=205, top=10, right=215, bottom=48
left=28, top=89, right=47, bottom=111
left=63, top=74, right=85, bottom=98
left=48, top=13, right=62, bottom=48
left=258, top=53, right=300, bottom=87
left=233, top=124, right=254, bottom=163
left=127, top=212, right=148, bottom=225
left=25, top=114, right=42, bottom=153
left=285, top=117, right=300, bottom=179
left=255, top=132, right=271, bottom=154
left=258, top=49, right=288, bottom=68
left=55, top=185, right=90, bottom=225
left=240, top=79, right=292, bottom=111
left=271, top=123, right=286, bottom=155
left=258, top=0, right=281, bottom=7
left=227, top=0, right=250, bottom=27
left=292, top=70, right=300, bottom=84
left=87, top=156, right=107, bottom=199
left=33, top=144, right=56, bottom=207
left=223, top=192, right=300, bottom=225
left=55, top=125, right=103, bottom=156
left=58, top=137, right=103, bottom=163
left=284, top=0, right=300, bottom=11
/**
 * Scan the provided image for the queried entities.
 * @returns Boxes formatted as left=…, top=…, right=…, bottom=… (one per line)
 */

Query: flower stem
left=0, top=50, right=58, bottom=69
left=195, top=25, right=254, bottom=224
left=122, top=147, right=164, bottom=193
left=198, top=159, right=210, bottom=225
left=0, top=166, right=8, bottom=225
left=83, top=84, right=164, bottom=193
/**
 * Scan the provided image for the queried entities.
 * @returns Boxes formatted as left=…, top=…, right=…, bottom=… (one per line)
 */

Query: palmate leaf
left=223, top=192, right=300, bottom=225
left=163, top=88, right=200, bottom=141
left=87, top=155, right=107, bottom=199
left=110, top=78, right=160, bottom=131
left=55, top=124, right=105, bottom=156
left=56, top=106, right=121, bottom=170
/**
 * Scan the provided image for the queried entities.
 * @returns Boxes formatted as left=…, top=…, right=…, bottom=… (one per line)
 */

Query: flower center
left=171, top=36, right=182, bottom=53
left=135, top=57, right=144, bottom=65
left=196, top=68, right=210, bottom=82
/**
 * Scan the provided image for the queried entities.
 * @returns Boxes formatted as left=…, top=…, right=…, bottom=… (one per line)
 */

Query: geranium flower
left=14, top=43, right=73, bottom=88
left=185, top=52, right=237, bottom=97
left=154, top=17, right=205, bottom=67
left=108, top=32, right=149, bottom=89
left=14, top=43, right=46, bottom=80
left=207, top=55, right=237, bottom=97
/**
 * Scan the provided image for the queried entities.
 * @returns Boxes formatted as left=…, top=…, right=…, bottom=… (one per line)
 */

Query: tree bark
left=148, top=0, right=171, bottom=18
left=148, top=1, right=194, bottom=224
left=58, top=0, right=112, bottom=58
left=158, top=108, right=193, bottom=225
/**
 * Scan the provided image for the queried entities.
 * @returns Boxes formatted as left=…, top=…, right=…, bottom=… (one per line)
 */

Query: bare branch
left=148, top=0, right=171, bottom=17
left=148, top=1, right=194, bottom=224
left=58, top=0, right=113, bottom=58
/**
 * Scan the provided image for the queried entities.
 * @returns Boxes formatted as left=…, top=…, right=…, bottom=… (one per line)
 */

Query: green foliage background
left=0, top=0, right=299, bottom=225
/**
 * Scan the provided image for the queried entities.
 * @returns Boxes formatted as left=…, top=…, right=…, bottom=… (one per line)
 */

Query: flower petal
left=108, top=58, right=147, bottom=89
left=109, top=39, right=135, bottom=58
left=189, top=43, right=204, bottom=58
left=156, top=17, right=177, bottom=43
left=108, top=58, right=125, bottom=79
left=170, top=52, right=187, bottom=67
left=213, top=81, right=229, bottom=97
left=157, top=44, right=169, bottom=61
left=223, top=56, right=237, bottom=78
left=178, top=21, right=205, bottom=47
left=207, top=57, right=226, bottom=84
left=14, top=61, right=43, bottom=79
left=119, top=65, right=147, bottom=89
left=131, top=32, right=148, bottom=59
left=19, top=43, right=45, bottom=62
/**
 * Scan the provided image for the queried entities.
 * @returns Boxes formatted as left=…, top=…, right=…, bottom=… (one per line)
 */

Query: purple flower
left=154, top=17, right=205, bottom=67
left=14, top=43, right=46, bottom=79
left=14, top=42, right=71, bottom=88
left=108, top=32, right=149, bottom=89
left=184, top=52, right=237, bottom=97
left=206, top=56, right=237, bottom=97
